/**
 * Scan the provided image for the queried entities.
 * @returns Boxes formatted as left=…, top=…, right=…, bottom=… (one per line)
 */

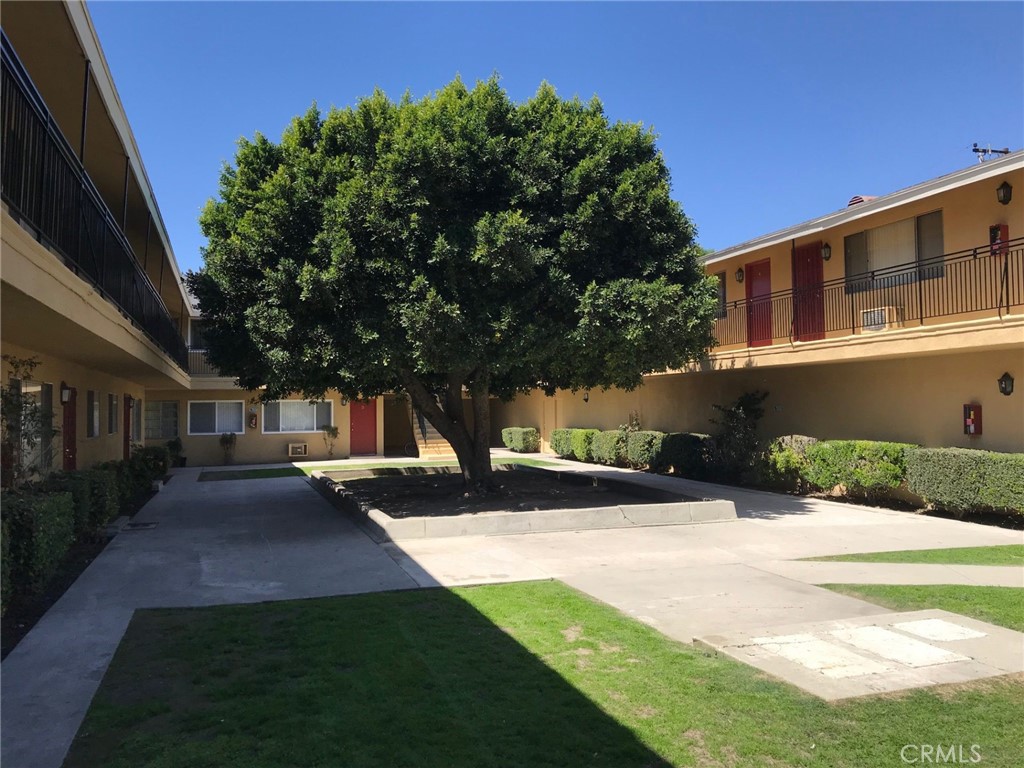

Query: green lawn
left=65, top=581, right=1023, bottom=768
left=807, top=544, right=1024, bottom=567
left=197, top=457, right=555, bottom=481
left=823, top=584, right=1024, bottom=632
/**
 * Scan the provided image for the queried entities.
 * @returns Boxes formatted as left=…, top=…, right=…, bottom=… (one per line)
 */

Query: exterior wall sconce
left=821, top=242, right=832, bottom=261
left=340, top=396, right=349, bottom=406
left=996, top=181, right=1012, bottom=205
left=735, top=268, right=744, bottom=283
left=60, top=381, right=71, bottom=404
left=582, top=390, right=590, bottom=403
left=998, top=372, right=1014, bottom=396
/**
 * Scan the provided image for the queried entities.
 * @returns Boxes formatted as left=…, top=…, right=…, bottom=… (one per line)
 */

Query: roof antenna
left=973, top=143, right=1011, bottom=163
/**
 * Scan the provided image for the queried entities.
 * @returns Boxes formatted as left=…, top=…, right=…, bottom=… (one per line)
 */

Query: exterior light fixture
left=998, top=372, right=1014, bottom=396
left=821, top=242, right=832, bottom=261
left=341, top=396, right=349, bottom=406
left=996, top=181, right=1012, bottom=205
left=582, top=390, right=590, bottom=403
left=735, top=267, right=745, bottom=283
left=60, top=381, right=71, bottom=404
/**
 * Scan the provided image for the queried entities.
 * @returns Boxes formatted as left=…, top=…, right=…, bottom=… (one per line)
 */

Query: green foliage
left=321, top=424, right=340, bottom=456
left=500, top=428, right=540, bottom=453
left=134, top=445, right=171, bottom=480
left=1, top=517, right=9, bottom=616
left=656, top=432, right=712, bottom=477
left=626, top=430, right=665, bottom=470
left=759, top=435, right=819, bottom=490
left=1, top=355, right=58, bottom=489
left=707, top=391, right=769, bottom=482
left=906, top=448, right=1024, bottom=517
left=83, top=470, right=119, bottom=528
left=590, top=430, right=626, bottom=466
left=220, top=432, right=237, bottom=464
left=570, top=428, right=600, bottom=462
left=189, top=77, right=717, bottom=484
left=803, top=440, right=915, bottom=497
left=166, top=437, right=183, bottom=458
left=2, top=490, right=74, bottom=592
left=549, top=429, right=573, bottom=458
left=41, top=471, right=94, bottom=537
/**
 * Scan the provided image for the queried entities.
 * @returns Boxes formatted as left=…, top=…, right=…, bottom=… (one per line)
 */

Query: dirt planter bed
left=310, top=464, right=736, bottom=541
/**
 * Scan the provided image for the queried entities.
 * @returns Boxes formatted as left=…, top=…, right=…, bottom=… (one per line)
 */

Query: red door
left=62, top=387, right=78, bottom=471
left=123, top=395, right=133, bottom=460
left=350, top=399, right=377, bottom=455
left=745, top=259, right=773, bottom=347
left=792, top=241, right=825, bottom=342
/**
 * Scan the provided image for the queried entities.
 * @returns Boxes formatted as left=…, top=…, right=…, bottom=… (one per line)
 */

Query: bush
left=133, top=445, right=170, bottom=481
left=40, top=471, right=94, bottom=537
left=626, top=430, right=665, bottom=470
left=501, top=427, right=540, bottom=453
left=803, top=440, right=915, bottom=498
left=97, top=458, right=151, bottom=510
left=83, top=469, right=119, bottom=528
left=591, top=430, right=626, bottom=466
left=2, top=490, right=74, bottom=592
left=708, top=391, right=769, bottom=482
left=655, top=432, right=712, bottom=477
left=1, top=518, right=10, bottom=616
left=906, top=448, right=1024, bottom=516
left=759, top=435, right=819, bottom=490
left=570, top=429, right=600, bottom=462
left=550, top=429, right=573, bottom=458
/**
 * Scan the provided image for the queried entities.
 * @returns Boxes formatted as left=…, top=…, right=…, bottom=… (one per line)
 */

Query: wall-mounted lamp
left=341, top=396, right=349, bottom=407
left=735, top=267, right=744, bottom=283
left=998, top=372, right=1014, bottom=396
left=60, top=381, right=71, bottom=404
left=582, top=390, right=590, bottom=404
left=821, top=242, right=832, bottom=261
left=996, top=181, right=1013, bottom=206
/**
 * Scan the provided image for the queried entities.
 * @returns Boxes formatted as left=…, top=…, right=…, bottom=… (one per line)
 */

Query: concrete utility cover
left=696, top=609, right=1024, bottom=700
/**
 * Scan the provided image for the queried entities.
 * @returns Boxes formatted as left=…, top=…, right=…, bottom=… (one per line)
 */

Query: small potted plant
left=320, top=424, right=339, bottom=457
left=219, top=432, right=237, bottom=465
left=166, top=436, right=186, bottom=468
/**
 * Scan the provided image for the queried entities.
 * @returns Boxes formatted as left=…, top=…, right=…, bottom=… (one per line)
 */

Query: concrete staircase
left=410, top=407, right=457, bottom=460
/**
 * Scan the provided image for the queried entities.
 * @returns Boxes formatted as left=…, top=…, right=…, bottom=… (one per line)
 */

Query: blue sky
left=89, top=1, right=1024, bottom=274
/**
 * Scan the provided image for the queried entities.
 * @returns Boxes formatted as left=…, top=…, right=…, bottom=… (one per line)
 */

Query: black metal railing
left=713, top=239, right=1024, bottom=349
left=187, top=348, right=223, bottom=376
left=1, top=33, right=188, bottom=370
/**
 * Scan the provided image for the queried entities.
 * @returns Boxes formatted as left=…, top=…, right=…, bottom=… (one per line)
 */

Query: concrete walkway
left=755, top=559, right=1024, bottom=587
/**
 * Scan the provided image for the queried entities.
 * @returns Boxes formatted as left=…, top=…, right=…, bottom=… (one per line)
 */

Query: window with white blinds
left=263, top=401, right=332, bottom=433
left=844, top=210, right=944, bottom=290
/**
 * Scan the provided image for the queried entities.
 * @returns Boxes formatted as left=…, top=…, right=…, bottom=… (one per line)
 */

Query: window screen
left=263, top=401, right=332, bottom=433
left=145, top=401, right=178, bottom=439
left=189, top=402, right=244, bottom=434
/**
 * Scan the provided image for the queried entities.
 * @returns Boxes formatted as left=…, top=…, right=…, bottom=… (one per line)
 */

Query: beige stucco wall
left=0, top=340, right=146, bottom=470
left=143, top=388, right=386, bottom=466
left=492, top=348, right=1022, bottom=454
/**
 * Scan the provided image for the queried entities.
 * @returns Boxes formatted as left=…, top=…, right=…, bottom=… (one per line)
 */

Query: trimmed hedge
left=1, top=518, right=9, bottom=616
left=760, top=435, right=819, bottom=490
left=134, top=445, right=171, bottom=480
left=41, top=471, right=94, bottom=537
left=3, top=490, right=75, bottom=592
left=83, top=470, right=119, bottom=528
left=657, top=432, right=712, bottom=477
left=591, top=430, right=626, bottom=466
left=501, top=427, right=540, bottom=453
left=907, top=448, right=1024, bottom=516
left=803, top=440, right=915, bottom=497
left=550, top=429, right=573, bottom=458
left=570, top=429, right=600, bottom=463
left=626, top=431, right=665, bottom=470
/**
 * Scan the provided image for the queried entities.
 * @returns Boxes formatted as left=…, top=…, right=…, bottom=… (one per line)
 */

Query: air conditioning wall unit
left=861, top=306, right=902, bottom=332
left=287, top=443, right=308, bottom=458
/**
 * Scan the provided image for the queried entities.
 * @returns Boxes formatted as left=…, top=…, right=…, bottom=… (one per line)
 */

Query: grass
left=806, top=544, right=1024, bottom=567
left=197, top=457, right=556, bottom=482
left=823, top=584, right=1024, bottom=632
left=65, top=580, right=1024, bottom=768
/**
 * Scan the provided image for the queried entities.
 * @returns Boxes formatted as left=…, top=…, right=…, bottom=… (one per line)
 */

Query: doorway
left=792, top=241, right=825, bottom=341
left=350, top=399, right=377, bottom=455
left=745, top=259, right=773, bottom=347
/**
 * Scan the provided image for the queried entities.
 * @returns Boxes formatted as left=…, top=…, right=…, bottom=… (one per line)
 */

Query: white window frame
left=187, top=400, right=245, bottom=436
left=262, top=400, right=333, bottom=435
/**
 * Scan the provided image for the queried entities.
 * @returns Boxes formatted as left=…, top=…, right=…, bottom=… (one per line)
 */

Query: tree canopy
left=188, top=77, right=717, bottom=487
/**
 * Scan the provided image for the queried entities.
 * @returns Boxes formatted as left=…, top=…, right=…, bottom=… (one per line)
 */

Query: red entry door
left=63, top=387, right=78, bottom=471
left=792, top=241, right=825, bottom=342
left=745, top=259, right=773, bottom=347
left=350, top=399, right=377, bottom=455
left=123, top=395, right=133, bottom=460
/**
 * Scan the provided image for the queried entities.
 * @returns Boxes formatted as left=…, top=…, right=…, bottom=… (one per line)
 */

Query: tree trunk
left=399, top=369, right=494, bottom=492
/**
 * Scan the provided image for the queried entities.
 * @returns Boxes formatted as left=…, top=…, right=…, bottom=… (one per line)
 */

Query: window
left=189, top=320, right=209, bottom=349
left=107, top=394, right=118, bottom=434
left=844, top=211, right=944, bottom=291
left=145, top=401, right=179, bottom=439
left=714, top=271, right=728, bottom=319
left=87, top=390, right=99, bottom=438
left=7, top=379, right=54, bottom=470
left=188, top=401, right=244, bottom=435
left=132, top=398, right=143, bottom=442
left=263, top=400, right=332, bottom=433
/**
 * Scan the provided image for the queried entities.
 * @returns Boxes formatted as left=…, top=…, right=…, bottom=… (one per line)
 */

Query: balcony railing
left=0, top=33, right=188, bottom=371
left=188, top=348, right=224, bottom=376
left=713, top=239, right=1023, bottom=350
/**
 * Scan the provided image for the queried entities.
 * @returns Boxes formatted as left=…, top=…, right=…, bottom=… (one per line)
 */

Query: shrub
left=656, top=432, right=712, bottom=477
left=803, top=440, right=915, bottom=498
left=40, top=471, right=94, bottom=537
left=96, top=460, right=146, bottom=510
left=1, top=517, right=10, bottom=616
left=133, top=445, right=170, bottom=481
left=591, top=430, right=626, bottom=466
left=626, top=430, right=665, bottom=470
left=2, top=490, right=74, bottom=592
left=83, top=469, right=119, bottom=528
left=501, top=427, right=540, bottom=453
left=707, top=391, right=769, bottom=482
left=550, top=429, right=573, bottom=458
left=570, top=429, right=600, bottom=462
left=906, top=448, right=1024, bottom=517
left=759, top=435, right=819, bottom=490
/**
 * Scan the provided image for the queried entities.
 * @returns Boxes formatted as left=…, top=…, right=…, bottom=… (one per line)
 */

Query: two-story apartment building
left=493, top=153, right=1023, bottom=453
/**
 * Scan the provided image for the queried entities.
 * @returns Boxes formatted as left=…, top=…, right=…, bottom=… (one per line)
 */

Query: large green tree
left=189, top=78, right=717, bottom=489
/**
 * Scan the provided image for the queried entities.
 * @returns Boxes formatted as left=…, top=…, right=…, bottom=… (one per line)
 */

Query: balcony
left=188, top=348, right=226, bottom=377
left=712, top=240, right=1023, bottom=352
left=1, top=33, right=188, bottom=371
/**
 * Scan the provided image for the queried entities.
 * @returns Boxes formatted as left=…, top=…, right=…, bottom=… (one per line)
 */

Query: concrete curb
left=310, top=466, right=736, bottom=542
